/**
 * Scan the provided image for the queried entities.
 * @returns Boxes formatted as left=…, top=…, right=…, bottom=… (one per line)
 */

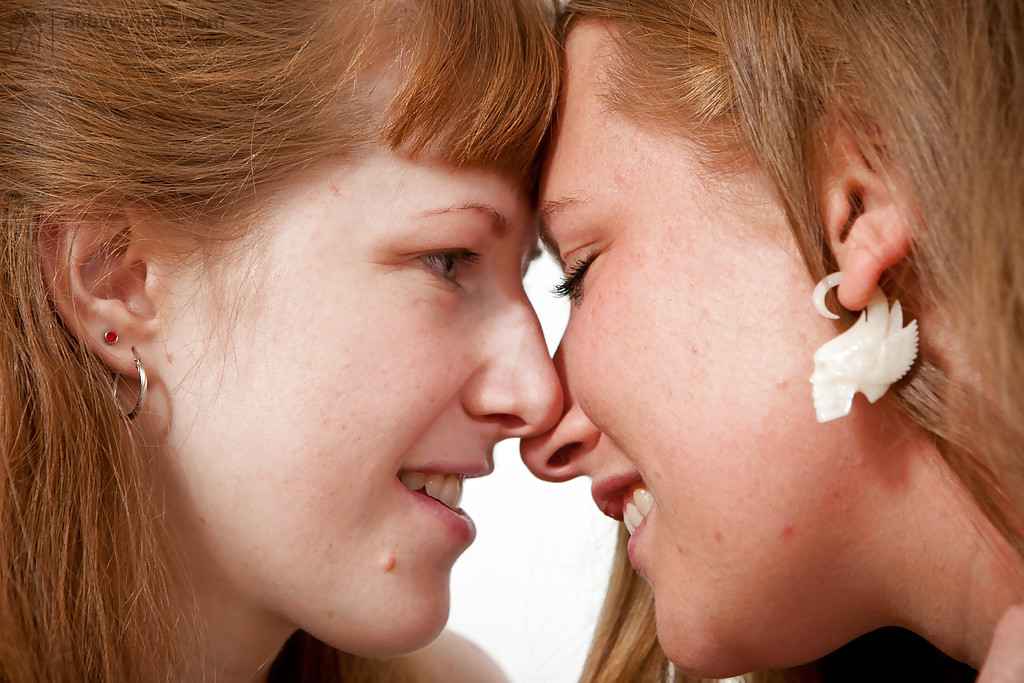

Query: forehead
left=539, top=23, right=780, bottom=261
left=539, top=23, right=623, bottom=222
left=547, top=21, right=620, bottom=169
left=560, top=21, right=616, bottom=103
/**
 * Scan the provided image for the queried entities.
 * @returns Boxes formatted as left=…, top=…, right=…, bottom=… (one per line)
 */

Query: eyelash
left=421, top=249, right=482, bottom=287
left=552, top=252, right=596, bottom=305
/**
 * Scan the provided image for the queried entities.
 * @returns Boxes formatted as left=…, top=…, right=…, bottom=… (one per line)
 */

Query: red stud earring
left=104, top=330, right=119, bottom=345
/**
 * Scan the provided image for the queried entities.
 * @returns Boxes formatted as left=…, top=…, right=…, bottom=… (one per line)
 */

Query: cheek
left=561, top=268, right=655, bottom=428
left=278, top=291, right=469, bottom=420
left=562, top=247, right=732, bottom=433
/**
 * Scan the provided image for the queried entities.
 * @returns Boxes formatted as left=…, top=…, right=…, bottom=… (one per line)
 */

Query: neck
left=882, top=445, right=1024, bottom=668
left=179, top=594, right=294, bottom=683
left=164, top=553, right=295, bottom=683
left=154, top=452, right=295, bottom=682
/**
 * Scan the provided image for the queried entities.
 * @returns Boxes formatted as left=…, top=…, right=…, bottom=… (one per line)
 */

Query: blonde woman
left=0, top=0, right=561, bottom=680
left=522, top=0, right=1024, bottom=681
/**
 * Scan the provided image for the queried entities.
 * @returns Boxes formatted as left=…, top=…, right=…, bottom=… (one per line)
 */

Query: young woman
left=522, top=0, right=1024, bottom=681
left=0, top=0, right=560, bottom=680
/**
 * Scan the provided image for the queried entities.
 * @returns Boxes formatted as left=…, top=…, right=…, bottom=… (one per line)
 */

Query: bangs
left=378, top=0, right=559, bottom=182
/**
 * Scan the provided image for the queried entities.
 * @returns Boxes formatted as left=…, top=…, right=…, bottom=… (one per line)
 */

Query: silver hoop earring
left=124, top=349, right=147, bottom=420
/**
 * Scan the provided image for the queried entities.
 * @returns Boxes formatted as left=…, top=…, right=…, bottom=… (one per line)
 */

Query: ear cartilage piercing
left=809, top=272, right=919, bottom=423
left=104, top=330, right=119, bottom=345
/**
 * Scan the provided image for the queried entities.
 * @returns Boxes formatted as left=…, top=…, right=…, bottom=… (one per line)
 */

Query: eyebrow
left=418, top=202, right=509, bottom=237
left=538, top=195, right=590, bottom=256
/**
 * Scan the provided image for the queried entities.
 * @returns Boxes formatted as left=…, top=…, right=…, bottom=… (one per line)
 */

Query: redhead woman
left=0, top=1, right=561, bottom=680
left=522, top=0, right=1024, bottom=681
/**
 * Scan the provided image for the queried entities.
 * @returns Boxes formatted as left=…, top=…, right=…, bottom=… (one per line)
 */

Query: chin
left=317, top=590, right=452, bottom=658
left=659, top=636, right=741, bottom=680
left=656, top=606, right=853, bottom=679
left=654, top=607, right=761, bottom=680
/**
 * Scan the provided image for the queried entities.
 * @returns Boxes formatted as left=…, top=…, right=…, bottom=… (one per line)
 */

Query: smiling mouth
left=398, top=471, right=464, bottom=511
left=623, top=486, right=654, bottom=535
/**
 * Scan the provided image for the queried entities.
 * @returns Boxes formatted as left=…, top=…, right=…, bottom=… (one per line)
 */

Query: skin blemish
left=381, top=555, right=396, bottom=573
left=780, top=523, right=795, bottom=539
left=714, top=530, right=723, bottom=542
left=330, top=184, right=340, bottom=197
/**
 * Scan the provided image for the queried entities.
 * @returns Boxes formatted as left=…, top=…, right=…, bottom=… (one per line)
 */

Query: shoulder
left=409, top=630, right=511, bottom=683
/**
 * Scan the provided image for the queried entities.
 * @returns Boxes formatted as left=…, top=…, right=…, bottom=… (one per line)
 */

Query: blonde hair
left=0, top=0, right=557, bottom=680
left=560, top=0, right=1023, bottom=681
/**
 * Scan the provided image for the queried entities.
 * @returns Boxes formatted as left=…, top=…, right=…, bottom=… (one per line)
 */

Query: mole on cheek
left=381, top=555, right=396, bottom=573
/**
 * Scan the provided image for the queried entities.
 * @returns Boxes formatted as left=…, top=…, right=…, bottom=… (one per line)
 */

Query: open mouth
left=398, top=470, right=464, bottom=511
left=623, top=486, right=654, bottom=535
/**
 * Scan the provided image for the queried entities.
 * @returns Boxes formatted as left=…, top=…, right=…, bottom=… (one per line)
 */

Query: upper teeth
left=398, top=471, right=464, bottom=511
left=624, top=487, right=654, bottom=535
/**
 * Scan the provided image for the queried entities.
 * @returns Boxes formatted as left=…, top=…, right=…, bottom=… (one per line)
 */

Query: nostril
left=548, top=442, right=582, bottom=469
left=493, top=414, right=528, bottom=432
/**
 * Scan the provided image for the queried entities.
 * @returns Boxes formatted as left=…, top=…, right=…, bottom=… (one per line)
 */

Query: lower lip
left=396, top=477, right=476, bottom=547
left=626, top=513, right=650, bottom=578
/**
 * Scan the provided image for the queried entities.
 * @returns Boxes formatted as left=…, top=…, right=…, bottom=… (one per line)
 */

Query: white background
left=447, top=252, right=620, bottom=683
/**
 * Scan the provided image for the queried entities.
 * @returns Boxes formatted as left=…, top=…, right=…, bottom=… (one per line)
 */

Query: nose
left=520, top=344, right=600, bottom=482
left=462, top=302, right=563, bottom=439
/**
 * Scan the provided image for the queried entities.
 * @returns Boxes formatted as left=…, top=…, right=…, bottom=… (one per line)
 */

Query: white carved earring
left=809, top=272, right=919, bottom=423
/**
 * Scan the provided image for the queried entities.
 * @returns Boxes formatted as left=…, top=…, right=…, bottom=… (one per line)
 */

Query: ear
left=40, top=213, right=160, bottom=377
left=820, top=129, right=912, bottom=311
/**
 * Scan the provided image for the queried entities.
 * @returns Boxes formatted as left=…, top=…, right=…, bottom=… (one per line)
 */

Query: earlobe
left=820, top=130, right=912, bottom=311
left=40, top=215, right=160, bottom=376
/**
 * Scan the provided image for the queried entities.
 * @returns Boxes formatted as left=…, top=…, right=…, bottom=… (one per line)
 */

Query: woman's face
left=141, top=148, right=562, bottom=666
left=521, top=22, right=910, bottom=677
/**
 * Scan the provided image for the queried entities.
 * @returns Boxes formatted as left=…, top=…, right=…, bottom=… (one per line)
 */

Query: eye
left=421, top=249, right=482, bottom=286
left=552, top=252, right=596, bottom=306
